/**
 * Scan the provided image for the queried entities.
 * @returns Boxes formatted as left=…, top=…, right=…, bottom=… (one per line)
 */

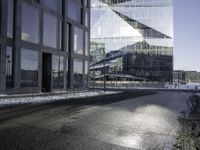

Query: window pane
left=85, top=61, right=88, bottom=75
left=44, top=0, right=60, bottom=11
left=85, top=10, right=89, bottom=27
left=66, top=59, right=69, bottom=88
left=21, top=49, right=38, bottom=87
left=85, top=60, right=89, bottom=87
left=6, top=47, right=13, bottom=88
left=21, top=2, right=39, bottom=43
left=66, top=24, right=70, bottom=52
left=67, top=0, right=81, bottom=22
left=74, top=27, right=83, bottom=54
left=74, top=59, right=83, bottom=88
left=52, top=55, right=64, bottom=89
left=7, top=0, right=13, bottom=38
left=85, top=32, right=89, bottom=56
left=43, top=12, right=58, bottom=48
left=84, top=0, right=89, bottom=7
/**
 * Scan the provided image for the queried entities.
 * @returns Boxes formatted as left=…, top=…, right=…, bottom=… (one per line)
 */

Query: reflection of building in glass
left=173, top=70, right=200, bottom=84
left=90, top=42, right=105, bottom=64
left=0, top=0, right=90, bottom=94
left=90, top=0, right=173, bottom=83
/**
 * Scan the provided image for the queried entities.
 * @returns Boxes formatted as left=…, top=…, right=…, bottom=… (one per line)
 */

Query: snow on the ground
left=0, top=91, right=119, bottom=107
left=165, top=83, right=200, bottom=90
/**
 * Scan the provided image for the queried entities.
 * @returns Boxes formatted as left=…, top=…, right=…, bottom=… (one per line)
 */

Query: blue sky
left=174, top=0, right=200, bottom=71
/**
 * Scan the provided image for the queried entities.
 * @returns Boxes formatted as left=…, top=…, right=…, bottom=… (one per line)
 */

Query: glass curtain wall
left=7, top=0, right=13, bottom=38
left=21, top=2, right=39, bottom=43
left=44, top=0, right=61, bottom=12
left=21, top=49, right=38, bottom=87
left=74, top=26, right=84, bottom=54
left=90, top=0, right=173, bottom=88
left=52, top=55, right=64, bottom=89
left=6, top=47, right=13, bottom=88
left=43, top=12, right=58, bottom=48
left=74, top=58, right=83, bottom=88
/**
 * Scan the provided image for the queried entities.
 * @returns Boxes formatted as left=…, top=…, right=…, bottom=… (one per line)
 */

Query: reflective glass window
left=52, top=55, right=64, bottom=89
left=66, top=59, right=69, bottom=88
left=21, top=2, right=39, bottom=43
left=67, top=0, right=81, bottom=22
left=74, top=27, right=83, bottom=54
left=85, top=32, right=89, bottom=56
left=21, top=49, right=38, bottom=87
left=84, top=0, right=88, bottom=7
left=7, top=0, right=13, bottom=38
left=66, top=24, right=70, bottom=52
left=44, top=0, right=60, bottom=11
left=43, top=12, right=58, bottom=48
left=85, top=10, right=89, bottom=27
left=85, top=61, right=89, bottom=75
left=6, top=47, right=13, bottom=88
left=90, top=0, right=173, bottom=83
left=74, top=59, right=83, bottom=88
left=85, top=60, right=89, bottom=87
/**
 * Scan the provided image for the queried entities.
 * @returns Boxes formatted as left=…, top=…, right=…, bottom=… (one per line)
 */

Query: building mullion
left=38, top=0, right=44, bottom=92
left=0, top=0, right=8, bottom=90
left=13, top=0, right=22, bottom=89
left=62, top=0, right=67, bottom=90
left=69, top=25, right=74, bottom=89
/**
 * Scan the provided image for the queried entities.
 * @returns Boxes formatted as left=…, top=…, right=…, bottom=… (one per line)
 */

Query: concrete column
left=13, top=0, right=22, bottom=89
left=0, top=0, right=8, bottom=91
left=69, top=24, right=74, bottom=89
left=62, top=0, right=67, bottom=90
left=38, top=1, right=44, bottom=92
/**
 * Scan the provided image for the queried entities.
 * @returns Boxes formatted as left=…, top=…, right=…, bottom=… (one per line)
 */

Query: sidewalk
left=0, top=90, right=120, bottom=108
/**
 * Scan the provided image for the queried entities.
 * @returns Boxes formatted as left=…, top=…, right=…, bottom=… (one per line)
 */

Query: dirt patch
left=174, top=94, right=200, bottom=150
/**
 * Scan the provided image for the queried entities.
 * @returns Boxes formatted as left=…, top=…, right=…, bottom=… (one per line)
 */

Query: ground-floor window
left=6, top=47, right=13, bottom=88
left=74, top=58, right=83, bottom=88
left=52, top=55, right=64, bottom=89
left=21, top=48, right=38, bottom=87
left=85, top=60, right=89, bottom=88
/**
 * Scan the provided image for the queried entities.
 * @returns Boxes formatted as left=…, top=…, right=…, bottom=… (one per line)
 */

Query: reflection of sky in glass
left=91, top=0, right=173, bottom=52
left=7, top=0, right=13, bottom=38
left=44, top=0, right=60, bottom=11
left=43, top=12, right=58, bottom=48
left=68, top=0, right=80, bottom=22
left=21, top=2, right=39, bottom=43
left=74, top=27, right=84, bottom=54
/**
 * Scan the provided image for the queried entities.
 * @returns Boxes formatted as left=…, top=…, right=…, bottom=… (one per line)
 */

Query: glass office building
left=0, top=0, right=90, bottom=94
left=90, top=0, right=173, bottom=86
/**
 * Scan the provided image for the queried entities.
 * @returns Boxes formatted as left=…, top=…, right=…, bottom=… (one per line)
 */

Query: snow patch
left=0, top=91, right=120, bottom=107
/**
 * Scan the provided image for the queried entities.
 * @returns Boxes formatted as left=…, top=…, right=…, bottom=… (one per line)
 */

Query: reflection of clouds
left=21, top=33, right=32, bottom=42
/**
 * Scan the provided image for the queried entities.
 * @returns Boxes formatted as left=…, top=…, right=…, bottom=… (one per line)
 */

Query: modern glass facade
left=90, top=0, right=173, bottom=87
left=0, top=0, right=90, bottom=94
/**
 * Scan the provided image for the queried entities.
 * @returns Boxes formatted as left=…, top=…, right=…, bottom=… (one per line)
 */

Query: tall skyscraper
left=90, top=0, right=173, bottom=84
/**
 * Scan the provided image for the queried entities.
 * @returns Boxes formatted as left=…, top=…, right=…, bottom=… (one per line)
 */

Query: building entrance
left=42, top=53, right=52, bottom=92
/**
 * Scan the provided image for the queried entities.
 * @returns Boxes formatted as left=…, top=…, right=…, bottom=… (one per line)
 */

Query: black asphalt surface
left=0, top=91, right=191, bottom=150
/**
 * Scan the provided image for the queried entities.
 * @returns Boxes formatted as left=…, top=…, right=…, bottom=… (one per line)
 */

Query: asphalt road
left=0, top=91, right=191, bottom=150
